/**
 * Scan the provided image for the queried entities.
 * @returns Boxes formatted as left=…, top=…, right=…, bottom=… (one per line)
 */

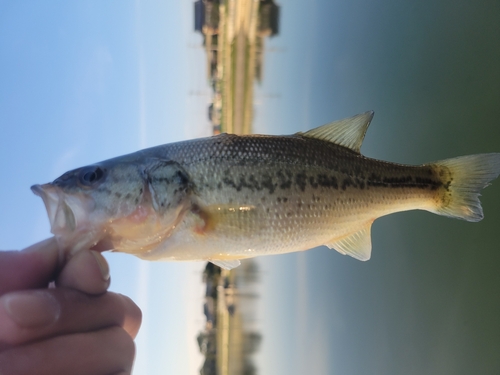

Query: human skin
left=0, top=238, right=142, bottom=375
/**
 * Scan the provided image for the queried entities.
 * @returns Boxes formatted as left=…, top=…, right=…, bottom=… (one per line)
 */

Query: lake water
left=200, top=0, right=500, bottom=374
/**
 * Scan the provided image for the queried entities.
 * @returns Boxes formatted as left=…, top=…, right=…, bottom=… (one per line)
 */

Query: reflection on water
left=194, top=0, right=279, bottom=134
left=197, top=261, right=261, bottom=375
left=194, top=3, right=278, bottom=373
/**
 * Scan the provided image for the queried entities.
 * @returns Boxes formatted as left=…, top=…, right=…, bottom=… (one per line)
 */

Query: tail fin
left=431, top=153, right=500, bottom=222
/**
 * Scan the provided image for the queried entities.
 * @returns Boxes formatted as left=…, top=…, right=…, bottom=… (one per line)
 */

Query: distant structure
left=194, top=0, right=280, bottom=135
left=194, top=3, right=274, bottom=371
left=197, top=261, right=262, bottom=375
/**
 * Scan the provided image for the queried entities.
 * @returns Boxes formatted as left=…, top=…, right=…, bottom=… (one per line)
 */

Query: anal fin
left=326, top=222, right=373, bottom=261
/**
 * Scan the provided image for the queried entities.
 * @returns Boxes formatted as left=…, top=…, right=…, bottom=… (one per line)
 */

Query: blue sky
left=1, top=2, right=210, bottom=373
left=2, top=1, right=500, bottom=374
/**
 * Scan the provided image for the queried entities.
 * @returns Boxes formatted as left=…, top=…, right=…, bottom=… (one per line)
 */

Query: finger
left=0, top=289, right=142, bottom=347
left=0, top=326, right=135, bottom=375
left=57, top=250, right=110, bottom=294
left=0, top=238, right=59, bottom=294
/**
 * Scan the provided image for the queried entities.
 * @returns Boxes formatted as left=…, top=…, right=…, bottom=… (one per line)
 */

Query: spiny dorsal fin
left=325, top=221, right=373, bottom=261
left=300, top=111, right=374, bottom=153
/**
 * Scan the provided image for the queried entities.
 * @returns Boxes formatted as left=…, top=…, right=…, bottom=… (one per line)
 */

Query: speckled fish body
left=32, top=112, right=500, bottom=269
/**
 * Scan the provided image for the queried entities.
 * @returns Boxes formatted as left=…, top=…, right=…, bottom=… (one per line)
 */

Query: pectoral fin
left=192, top=204, right=257, bottom=235
left=326, top=222, right=373, bottom=261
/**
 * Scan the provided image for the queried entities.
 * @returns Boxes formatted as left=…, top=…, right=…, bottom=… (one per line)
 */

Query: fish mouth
left=31, top=184, right=97, bottom=250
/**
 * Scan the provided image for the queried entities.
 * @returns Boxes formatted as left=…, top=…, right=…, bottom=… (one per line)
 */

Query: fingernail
left=91, top=251, right=110, bottom=281
left=3, top=291, right=60, bottom=328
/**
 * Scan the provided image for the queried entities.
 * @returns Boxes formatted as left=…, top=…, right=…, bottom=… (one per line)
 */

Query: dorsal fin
left=300, top=111, right=374, bottom=153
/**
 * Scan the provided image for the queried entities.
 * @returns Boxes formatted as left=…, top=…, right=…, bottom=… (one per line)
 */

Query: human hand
left=0, top=238, right=142, bottom=375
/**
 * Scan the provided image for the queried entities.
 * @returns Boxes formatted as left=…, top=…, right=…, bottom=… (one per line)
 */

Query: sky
left=0, top=2, right=210, bottom=373
left=1, top=1, right=500, bottom=374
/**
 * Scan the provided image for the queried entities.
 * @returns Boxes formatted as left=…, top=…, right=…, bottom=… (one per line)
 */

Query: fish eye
left=79, top=166, right=105, bottom=186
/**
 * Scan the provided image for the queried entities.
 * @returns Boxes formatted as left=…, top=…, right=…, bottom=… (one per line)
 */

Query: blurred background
left=1, top=1, right=499, bottom=374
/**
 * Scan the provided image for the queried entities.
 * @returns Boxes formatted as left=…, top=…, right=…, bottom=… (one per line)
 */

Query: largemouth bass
left=32, top=112, right=500, bottom=269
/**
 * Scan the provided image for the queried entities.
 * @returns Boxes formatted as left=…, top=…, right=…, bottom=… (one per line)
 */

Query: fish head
left=32, top=158, right=193, bottom=256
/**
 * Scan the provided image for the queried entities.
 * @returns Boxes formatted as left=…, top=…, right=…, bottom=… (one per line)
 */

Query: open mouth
left=31, top=184, right=77, bottom=235
left=31, top=184, right=100, bottom=252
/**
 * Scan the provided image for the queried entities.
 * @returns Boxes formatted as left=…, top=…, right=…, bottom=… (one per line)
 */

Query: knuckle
left=115, top=294, right=142, bottom=337
left=118, top=328, right=136, bottom=358
left=110, top=326, right=136, bottom=370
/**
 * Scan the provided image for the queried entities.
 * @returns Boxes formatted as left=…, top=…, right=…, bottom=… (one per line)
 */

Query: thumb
left=0, top=238, right=59, bottom=295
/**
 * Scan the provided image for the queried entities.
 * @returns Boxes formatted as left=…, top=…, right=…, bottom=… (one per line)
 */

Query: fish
left=32, top=112, right=500, bottom=269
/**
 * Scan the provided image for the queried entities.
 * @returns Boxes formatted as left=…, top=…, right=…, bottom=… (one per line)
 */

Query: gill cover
left=142, top=159, right=193, bottom=215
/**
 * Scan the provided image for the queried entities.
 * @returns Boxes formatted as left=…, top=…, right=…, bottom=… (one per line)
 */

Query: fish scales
left=144, top=134, right=439, bottom=243
left=139, top=133, right=443, bottom=207
left=31, top=112, right=500, bottom=269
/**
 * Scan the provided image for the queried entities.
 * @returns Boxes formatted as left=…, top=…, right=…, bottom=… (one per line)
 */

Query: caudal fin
left=432, top=153, right=500, bottom=222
